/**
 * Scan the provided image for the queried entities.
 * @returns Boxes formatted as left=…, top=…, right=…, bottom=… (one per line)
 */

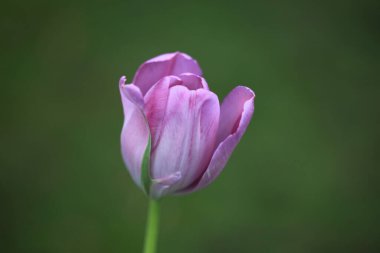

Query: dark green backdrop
left=1, top=0, right=379, bottom=252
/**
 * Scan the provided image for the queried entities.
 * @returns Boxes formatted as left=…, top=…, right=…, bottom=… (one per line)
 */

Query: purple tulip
left=119, top=52, right=255, bottom=199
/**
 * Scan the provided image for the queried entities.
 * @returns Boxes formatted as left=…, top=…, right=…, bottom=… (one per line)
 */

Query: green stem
left=143, top=199, right=160, bottom=253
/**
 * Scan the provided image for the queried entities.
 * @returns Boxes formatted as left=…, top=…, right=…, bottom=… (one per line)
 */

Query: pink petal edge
left=132, top=52, right=202, bottom=95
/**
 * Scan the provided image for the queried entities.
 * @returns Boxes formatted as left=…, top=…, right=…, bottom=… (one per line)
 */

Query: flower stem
left=143, top=199, right=160, bottom=253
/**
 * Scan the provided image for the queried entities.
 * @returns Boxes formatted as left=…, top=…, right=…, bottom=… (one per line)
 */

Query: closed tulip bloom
left=120, top=52, right=255, bottom=199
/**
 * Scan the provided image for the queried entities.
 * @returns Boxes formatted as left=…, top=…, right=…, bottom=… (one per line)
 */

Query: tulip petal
left=144, top=74, right=209, bottom=150
left=120, top=77, right=145, bottom=109
left=178, top=73, right=209, bottom=90
left=183, top=86, right=255, bottom=192
left=150, top=85, right=220, bottom=197
left=133, top=52, right=202, bottom=95
left=144, top=76, right=182, bottom=149
left=119, top=77, right=150, bottom=189
left=216, top=86, right=255, bottom=145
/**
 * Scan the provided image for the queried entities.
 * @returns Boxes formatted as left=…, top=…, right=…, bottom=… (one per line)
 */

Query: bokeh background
left=1, top=0, right=379, bottom=252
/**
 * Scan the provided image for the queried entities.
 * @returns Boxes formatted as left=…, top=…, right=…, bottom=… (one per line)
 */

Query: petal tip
left=178, top=73, right=209, bottom=90
left=147, top=52, right=180, bottom=63
left=237, top=85, right=255, bottom=99
left=119, top=76, right=127, bottom=87
left=174, top=51, right=192, bottom=60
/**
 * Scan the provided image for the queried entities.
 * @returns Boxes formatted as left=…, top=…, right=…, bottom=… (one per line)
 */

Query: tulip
left=119, top=52, right=255, bottom=199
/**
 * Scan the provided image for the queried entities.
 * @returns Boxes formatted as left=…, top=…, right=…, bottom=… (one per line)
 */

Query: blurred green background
left=1, top=0, right=379, bottom=252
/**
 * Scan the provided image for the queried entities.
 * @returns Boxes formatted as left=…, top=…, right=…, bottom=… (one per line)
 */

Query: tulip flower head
left=120, top=52, right=255, bottom=199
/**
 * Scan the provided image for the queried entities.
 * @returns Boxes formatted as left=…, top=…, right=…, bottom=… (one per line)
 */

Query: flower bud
left=120, top=52, right=255, bottom=199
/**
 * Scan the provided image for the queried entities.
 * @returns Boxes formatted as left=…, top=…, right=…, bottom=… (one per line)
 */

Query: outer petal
left=216, top=86, right=255, bottom=145
left=183, top=86, right=255, bottom=193
left=149, top=85, right=220, bottom=198
left=119, top=77, right=150, bottom=188
left=133, top=52, right=202, bottom=95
